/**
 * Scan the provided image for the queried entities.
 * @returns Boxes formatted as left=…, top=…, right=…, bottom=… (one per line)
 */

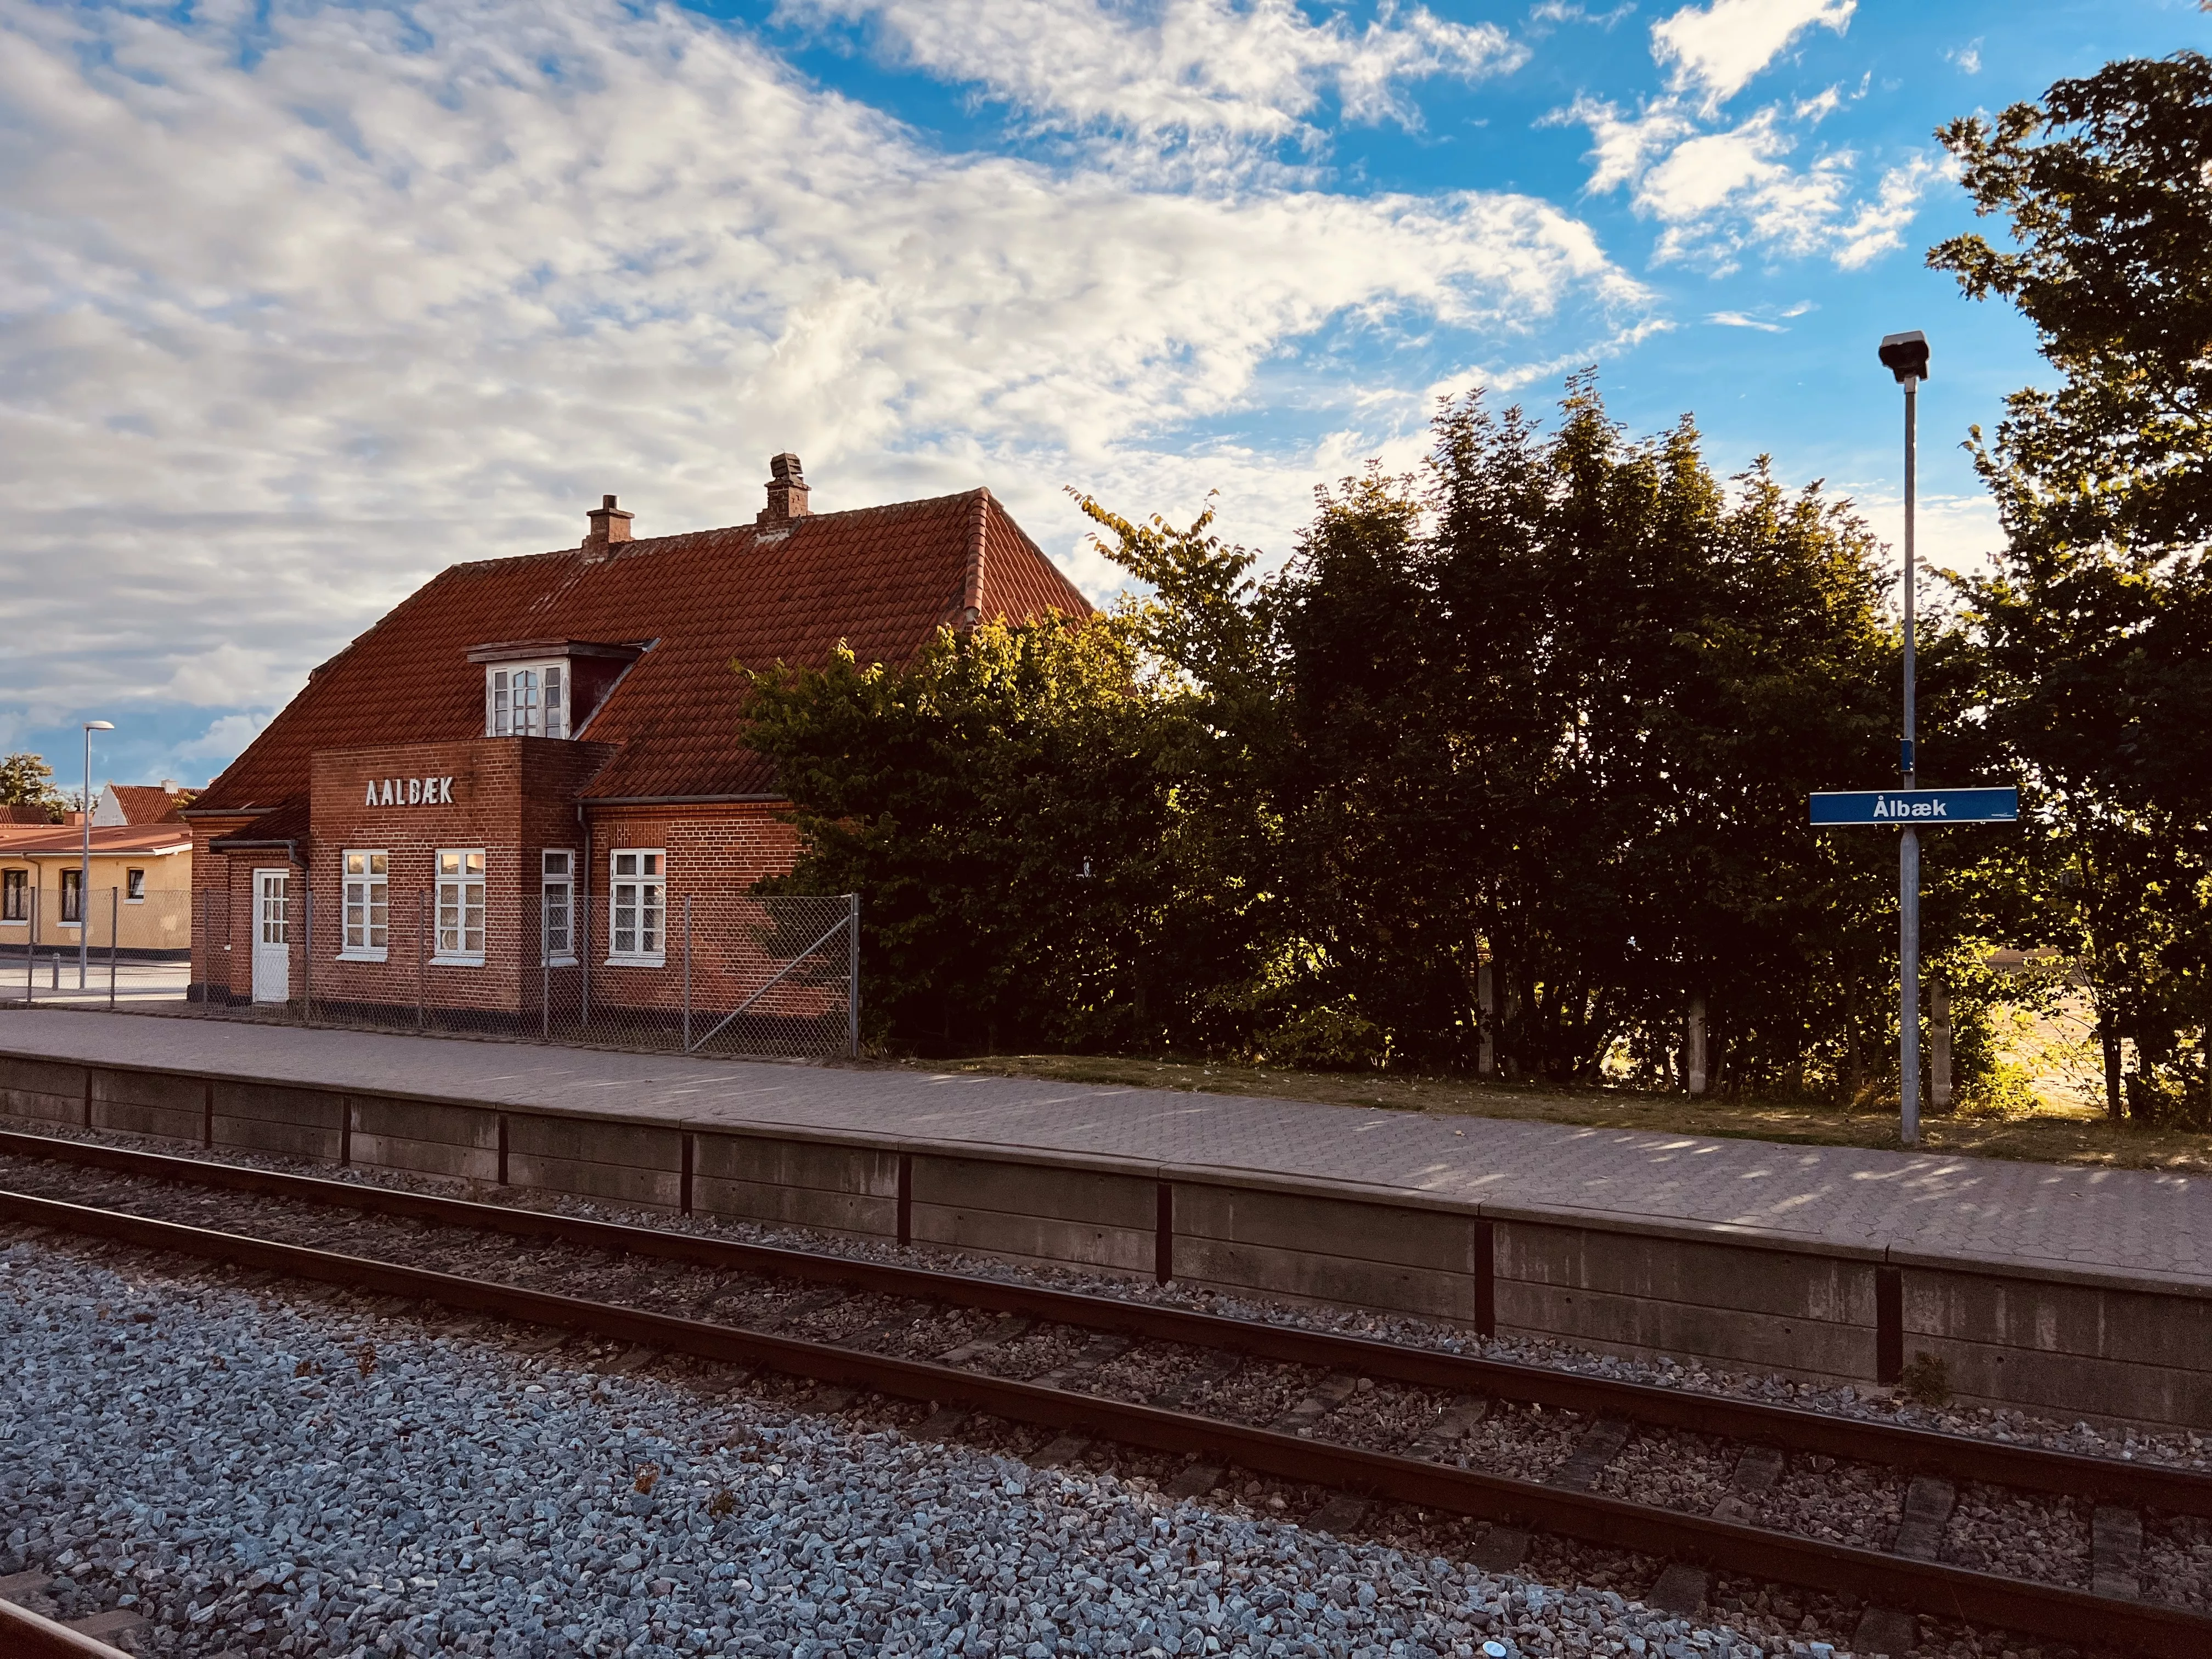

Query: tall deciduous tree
left=745, top=387, right=2017, bottom=1102
left=741, top=610, right=1268, bottom=1054
left=1933, top=50, right=2212, bottom=1122
left=0, top=753, right=63, bottom=820
left=1268, top=383, right=1923, bottom=1090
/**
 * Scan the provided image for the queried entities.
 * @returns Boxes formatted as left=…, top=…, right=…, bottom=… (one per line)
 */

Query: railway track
left=3, top=1127, right=2208, bottom=1658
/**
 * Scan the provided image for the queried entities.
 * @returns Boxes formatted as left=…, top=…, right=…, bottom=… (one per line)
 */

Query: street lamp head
left=83, top=720, right=114, bottom=732
left=1878, top=330, right=1930, bottom=384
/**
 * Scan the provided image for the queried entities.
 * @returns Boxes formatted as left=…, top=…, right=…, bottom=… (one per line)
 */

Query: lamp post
left=80, top=720, right=114, bottom=990
left=1878, top=331, right=1930, bottom=1146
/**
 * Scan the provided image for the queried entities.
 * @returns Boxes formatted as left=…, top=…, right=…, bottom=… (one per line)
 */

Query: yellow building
left=0, top=823, right=193, bottom=957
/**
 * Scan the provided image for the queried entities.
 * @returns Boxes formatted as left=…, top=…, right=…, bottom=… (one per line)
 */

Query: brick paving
left=2, top=1009, right=2206, bottom=1288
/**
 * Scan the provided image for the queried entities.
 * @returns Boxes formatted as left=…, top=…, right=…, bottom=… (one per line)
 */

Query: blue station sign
left=1809, top=788, right=2019, bottom=826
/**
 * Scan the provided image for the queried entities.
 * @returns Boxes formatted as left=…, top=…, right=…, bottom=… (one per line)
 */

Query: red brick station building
left=184, top=457, right=1087, bottom=1014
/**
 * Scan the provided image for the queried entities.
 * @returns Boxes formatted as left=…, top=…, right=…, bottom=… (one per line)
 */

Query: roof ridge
left=443, top=489, right=996, bottom=575
left=960, top=488, right=990, bottom=630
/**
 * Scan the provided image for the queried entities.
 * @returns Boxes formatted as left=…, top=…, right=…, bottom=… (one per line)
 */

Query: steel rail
left=7, top=1188, right=2212, bottom=1658
left=0, top=1595, right=132, bottom=1657
left=4, top=1128, right=2208, bottom=1520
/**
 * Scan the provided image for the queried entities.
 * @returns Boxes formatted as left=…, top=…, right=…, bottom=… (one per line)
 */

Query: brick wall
left=188, top=746, right=815, bottom=1024
left=188, top=814, right=256, bottom=1002
left=561, top=801, right=811, bottom=1018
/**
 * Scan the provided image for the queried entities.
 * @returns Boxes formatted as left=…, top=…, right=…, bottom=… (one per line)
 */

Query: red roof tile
left=103, top=785, right=190, bottom=823
left=0, top=824, right=191, bottom=856
left=195, top=488, right=1090, bottom=814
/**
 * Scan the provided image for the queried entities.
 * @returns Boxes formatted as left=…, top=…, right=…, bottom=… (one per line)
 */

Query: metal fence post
left=682, top=895, right=693, bottom=1053
left=416, top=891, right=427, bottom=1031
left=541, top=890, right=551, bottom=1041
left=24, top=886, right=34, bottom=1005
left=847, top=892, right=860, bottom=1059
left=108, top=887, right=119, bottom=1009
left=302, top=887, right=314, bottom=1027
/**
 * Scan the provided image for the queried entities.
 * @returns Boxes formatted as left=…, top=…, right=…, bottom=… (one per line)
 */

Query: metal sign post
left=1804, top=336, right=2018, bottom=1147
left=1893, top=340, right=1923, bottom=1146
left=1805, top=332, right=2025, bottom=1148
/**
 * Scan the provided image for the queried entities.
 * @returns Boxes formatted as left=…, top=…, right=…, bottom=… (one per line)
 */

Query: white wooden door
left=251, top=868, right=290, bottom=1003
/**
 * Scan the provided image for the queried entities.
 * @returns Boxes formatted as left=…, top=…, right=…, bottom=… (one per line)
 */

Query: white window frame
left=58, top=866, right=82, bottom=928
left=0, top=868, right=26, bottom=926
left=433, top=848, right=487, bottom=966
left=338, top=849, right=390, bottom=961
left=486, top=661, right=568, bottom=740
left=125, top=868, right=146, bottom=903
left=541, top=848, right=577, bottom=968
left=606, top=848, right=665, bottom=966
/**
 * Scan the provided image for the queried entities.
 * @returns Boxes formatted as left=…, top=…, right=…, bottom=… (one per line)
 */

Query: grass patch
left=875, top=1052, right=2212, bottom=1173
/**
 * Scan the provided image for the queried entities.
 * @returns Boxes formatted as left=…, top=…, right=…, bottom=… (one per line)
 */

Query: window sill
left=0, top=919, right=25, bottom=928
left=605, top=953, right=666, bottom=969
left=544, top=956, right=578, bottom=969
left=335, top=949, right=389, bottom=963
left=125, top=898, right=146, bottom=906
left=430, top=953, right=486, bottom=968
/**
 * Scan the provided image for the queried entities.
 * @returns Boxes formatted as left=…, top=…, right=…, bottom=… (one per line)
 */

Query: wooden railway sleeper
left=1650, top=1443, right=1790, bottom=1615
left=1852, top=1476, right=1959, bottom=1656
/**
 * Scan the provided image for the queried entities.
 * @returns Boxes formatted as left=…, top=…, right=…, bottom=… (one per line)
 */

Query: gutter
left=582, top=794, right=785, bottom=806
left=207, top=838, right=304, bottom=868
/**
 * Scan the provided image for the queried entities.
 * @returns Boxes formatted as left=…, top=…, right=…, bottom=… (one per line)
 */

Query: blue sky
left=0, top=0, right=2203, bottom=793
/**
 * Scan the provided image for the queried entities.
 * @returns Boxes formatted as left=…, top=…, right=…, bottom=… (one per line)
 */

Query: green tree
left=0, top=753, right=63, bottom=820
left=1932, top=52, right=2212, bottom=558
left=741, top=611, right=1267, bottom=1054
left=741, top=388, right=2021, bottom=1101
left=1267, top=383, right=1938, bottom=1092
left=1933, top=50, right=2212, bottom=1122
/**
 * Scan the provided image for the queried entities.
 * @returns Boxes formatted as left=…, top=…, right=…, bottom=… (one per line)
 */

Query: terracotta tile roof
left=104, top=785, right=190, bottom=823
left=195, top=488, right=1090, bottom=814
left=0, top=805, right=55, bottom=826
left=206, top=801, right=312, bottom=853
left=0, top=824, right=192, bottom=856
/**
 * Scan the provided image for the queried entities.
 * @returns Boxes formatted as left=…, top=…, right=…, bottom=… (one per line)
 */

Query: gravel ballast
left=3, top=1120, right=2204, bottom=1475
left=5, top=1229, right=1860, bottom=1659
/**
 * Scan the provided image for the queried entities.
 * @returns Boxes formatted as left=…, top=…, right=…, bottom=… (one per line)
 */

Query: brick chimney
left=758, top=453, right=811, bottom=525
left=582, top=494, right=634, bottom=558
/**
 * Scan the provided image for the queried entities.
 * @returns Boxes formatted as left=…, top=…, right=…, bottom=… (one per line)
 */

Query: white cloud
left=1650, top=0, right=1854, bottom=110
left=1949, top=39, right=1983, bottom=76
left=1529, top=2, right=1637, bottom=27
left=1561, top=96, right=1941, bottom=271
left=1707, top=311, right=1784, bottom=332
left=163, top=646, right=294, bottom=710
left=1828, top=154, right=1950, bottom=269
left=176, top=714, right=276, bottom=763
left=780, top=0, right=1526, bottom=162
left=0, top=0, right=1645, bottom=728
left=1849, top=489, right=2007, bottom=589
left=1551, top=95, right=1697, bottom=194
left=1793, top=84, right=1843, bottom=123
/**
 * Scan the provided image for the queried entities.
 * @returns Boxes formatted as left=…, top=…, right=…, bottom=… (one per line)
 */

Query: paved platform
left=3, top=1007, right=2204, bottom=1290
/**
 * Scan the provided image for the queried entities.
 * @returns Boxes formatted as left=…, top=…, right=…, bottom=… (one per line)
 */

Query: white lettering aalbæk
left=363, top=776, right=455, bottom=807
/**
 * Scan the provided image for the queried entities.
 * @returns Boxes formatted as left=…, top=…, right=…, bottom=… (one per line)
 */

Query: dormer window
left=469, top=638, right=651, bottom=741
left=487, top=662, right=567, bottom=738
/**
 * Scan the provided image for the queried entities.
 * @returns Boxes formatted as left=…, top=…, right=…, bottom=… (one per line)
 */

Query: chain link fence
left=1, top=883, right=193, bottom=1007
left=6, top=879, right=858, bottom=1060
